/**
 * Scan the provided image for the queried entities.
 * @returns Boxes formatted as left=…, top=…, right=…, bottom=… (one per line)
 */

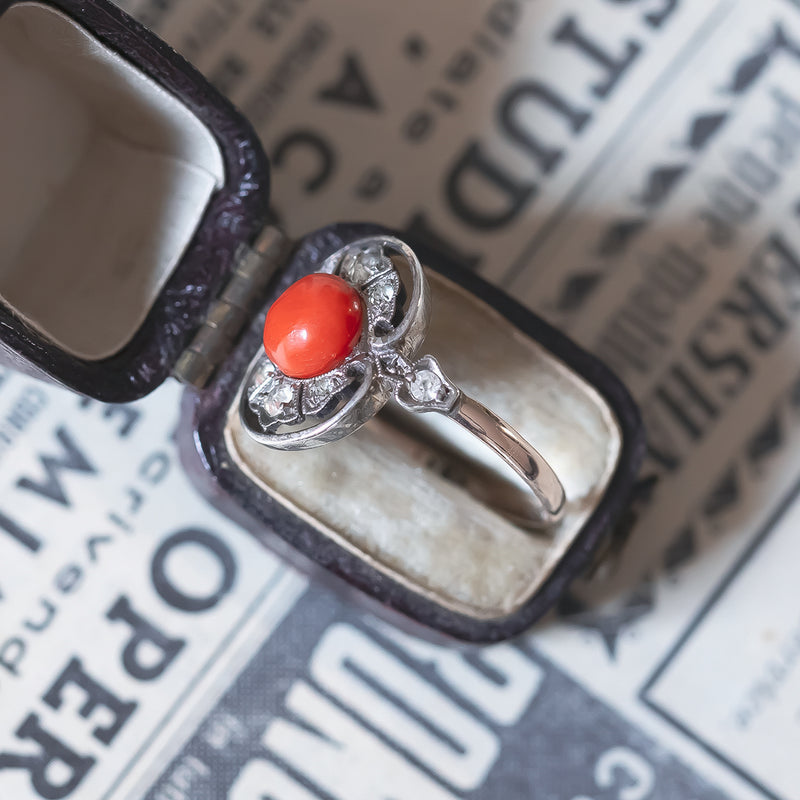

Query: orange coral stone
left=263, top=273, right=364, bottom=380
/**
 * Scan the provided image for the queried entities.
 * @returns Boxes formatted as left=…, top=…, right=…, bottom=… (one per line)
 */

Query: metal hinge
left=173, top=225, right=291, bottom=388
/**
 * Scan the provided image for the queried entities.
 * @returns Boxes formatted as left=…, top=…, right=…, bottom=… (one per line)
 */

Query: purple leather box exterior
left=181, top=222, right=646, bottom=643
left=0, top=0, right=271, bottom=402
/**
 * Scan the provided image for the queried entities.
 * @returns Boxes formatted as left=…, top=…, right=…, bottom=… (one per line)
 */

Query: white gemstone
left=249, top=374, right=277, bottom=407
left=342, top=249, right=385, bottom=285
left=263, top=383, right=294, bottom=416
left=250, top=360, right=277, bottom=389
left=361, top=250, right=382, bottom=268
left=408, top=370, right=443, bottom=402
left=367, top=276, right=398, bottom=322
left=371, top=279, right=395, bottom=302
left=315, top=376, right=337, bottom=394
left=306, top=375, right=338, bottom=405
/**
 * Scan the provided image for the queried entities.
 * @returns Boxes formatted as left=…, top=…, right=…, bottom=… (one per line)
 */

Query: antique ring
left=240, top=235, right=566, bottom=528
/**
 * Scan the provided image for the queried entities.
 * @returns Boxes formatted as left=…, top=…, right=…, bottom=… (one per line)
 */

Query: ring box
left=0, top=0, right=645, bottom=641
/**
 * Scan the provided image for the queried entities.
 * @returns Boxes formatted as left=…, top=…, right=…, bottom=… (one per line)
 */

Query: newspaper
left=0, top=0, right=797, bottom=797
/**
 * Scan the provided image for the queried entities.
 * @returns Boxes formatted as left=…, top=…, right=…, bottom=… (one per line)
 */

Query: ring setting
left=240, top=235, right=566, bottom=528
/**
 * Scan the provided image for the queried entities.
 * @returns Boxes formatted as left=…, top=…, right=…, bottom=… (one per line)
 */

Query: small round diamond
left=305, top=375, right=339, bottom=407
left=342, top=249, right=386, bottom=285
left=314, top=376, right=337, bottom=395
left=251, top=359, right=277, bottom=387
left=249, top=371, right=278, bottom=404
left=369, top=278, right=396, bottom=303
left=408, top=370, right=443, bottom=402
left=263, top=383, right=294, bottom=416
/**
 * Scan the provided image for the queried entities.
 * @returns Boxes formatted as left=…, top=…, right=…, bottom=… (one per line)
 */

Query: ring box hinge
left=173, top=225, right=291, bottom=389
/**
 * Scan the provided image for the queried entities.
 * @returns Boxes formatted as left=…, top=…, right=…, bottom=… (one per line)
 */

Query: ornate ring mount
left=239, top=235, right=566, bottom=528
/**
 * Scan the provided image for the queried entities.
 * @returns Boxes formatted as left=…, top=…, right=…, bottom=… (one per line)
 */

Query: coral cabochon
left=263, top=273, right=364, bottom=380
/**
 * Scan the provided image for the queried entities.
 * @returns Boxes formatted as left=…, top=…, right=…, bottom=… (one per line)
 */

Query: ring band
left=240, top=236, right=566, bottom=529
left=450, top=395, right=565, bottom=527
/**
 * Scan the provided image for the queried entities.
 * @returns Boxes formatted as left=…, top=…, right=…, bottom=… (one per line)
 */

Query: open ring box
left=0, top=0, right=645, bottom=642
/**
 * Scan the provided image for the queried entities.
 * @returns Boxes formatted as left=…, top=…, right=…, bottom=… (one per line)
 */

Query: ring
left=239, top=235, right=566, bottom=528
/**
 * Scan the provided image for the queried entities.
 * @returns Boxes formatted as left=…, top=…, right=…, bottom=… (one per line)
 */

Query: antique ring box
left=0, top=0, right=645, bottom=641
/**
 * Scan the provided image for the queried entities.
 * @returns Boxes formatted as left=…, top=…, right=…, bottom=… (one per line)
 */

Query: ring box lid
left=0, top=0, right=271, bottom=403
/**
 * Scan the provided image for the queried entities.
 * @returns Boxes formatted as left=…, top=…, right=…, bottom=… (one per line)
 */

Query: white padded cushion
left=0, top=2, right=224, bottom=359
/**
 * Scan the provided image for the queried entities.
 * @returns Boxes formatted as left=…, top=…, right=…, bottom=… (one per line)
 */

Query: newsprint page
left=2, top=0, right=800, bottom=798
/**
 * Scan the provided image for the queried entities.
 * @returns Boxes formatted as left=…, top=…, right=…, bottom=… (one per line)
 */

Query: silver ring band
left=451, top=394, right=565, bottom=527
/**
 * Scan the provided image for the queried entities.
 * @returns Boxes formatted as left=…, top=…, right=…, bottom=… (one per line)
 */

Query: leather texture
left=0, top=0, right=270, bottom=402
